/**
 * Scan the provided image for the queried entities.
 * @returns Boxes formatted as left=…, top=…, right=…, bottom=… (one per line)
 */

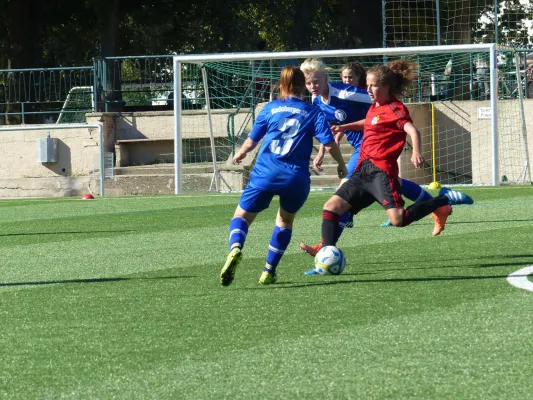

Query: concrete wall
left=0, top=109, right=253, bottom=197
left=107, top=109, right=252, bottom=141
left=0, top=125, right=102, bottom=197
left=399, top=99, right=533, bottom=185
left=98, top=109, right=253, bottom=167
left=0, top=101, right=532, bottom=197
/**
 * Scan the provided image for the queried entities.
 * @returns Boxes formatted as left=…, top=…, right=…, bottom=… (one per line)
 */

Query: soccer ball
left=314, top=246, right=346, bottom=275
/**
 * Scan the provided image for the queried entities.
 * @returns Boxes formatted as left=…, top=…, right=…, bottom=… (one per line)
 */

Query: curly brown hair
left=367, top=59, right=416, bottom=97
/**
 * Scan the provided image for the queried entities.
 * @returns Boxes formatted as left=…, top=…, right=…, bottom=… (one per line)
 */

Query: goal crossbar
left=173, top=44, right=494, bottom=63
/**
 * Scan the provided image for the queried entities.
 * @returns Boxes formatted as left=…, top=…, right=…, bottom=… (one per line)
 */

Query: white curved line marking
left=507, top=266, right=533, bottom=292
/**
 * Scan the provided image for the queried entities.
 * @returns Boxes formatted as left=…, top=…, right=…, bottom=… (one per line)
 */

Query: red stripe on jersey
left=389, top=176, right=403, bottom=207
left=388, top=103, right=405, bottom=119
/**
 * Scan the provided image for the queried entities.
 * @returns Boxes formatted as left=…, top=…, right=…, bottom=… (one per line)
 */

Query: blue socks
left=337, top=211, right=350, bottom=238
left=401, top=179, right=432, bottom=202
left=229, top=219, right=293, bottom=277
left=265, top=226, right=292, bottom=276
left=228, top=217, right=248, bottom=250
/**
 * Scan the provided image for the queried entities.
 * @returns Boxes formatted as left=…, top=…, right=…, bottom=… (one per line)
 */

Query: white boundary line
left=507, top=266, right=533, bottom=292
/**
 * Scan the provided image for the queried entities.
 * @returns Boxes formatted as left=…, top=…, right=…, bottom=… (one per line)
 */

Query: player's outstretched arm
left=332, top=119, right=365, bottom=136
left=313, top=144, right=326, bottom=172
left=324, top=141, right=348, bottom=178
left=404, top=122, right=424, bottom=169
left=233, top=138, right=258, bottom=164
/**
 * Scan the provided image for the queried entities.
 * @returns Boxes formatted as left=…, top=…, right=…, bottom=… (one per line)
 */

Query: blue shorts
left=239, top=182, right=310, bottom=214
left=346, top=151, right=361, bottom=179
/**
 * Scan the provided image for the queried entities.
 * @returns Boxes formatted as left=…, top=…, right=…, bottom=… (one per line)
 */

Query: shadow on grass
left=339, top=254, right=533, bottom=272
left=0, top=230, right=136, bottom=237
left=243, top=273, right=516, bottom=290
left=364, top=259, right=533, bottom=273
left=0, top=275, right=196, bottom=287
left=447, top=218, right=533, bottom=225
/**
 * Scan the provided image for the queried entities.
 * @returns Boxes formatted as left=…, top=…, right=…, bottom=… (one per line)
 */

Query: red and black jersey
left=357, top=97, right=412, bottom=177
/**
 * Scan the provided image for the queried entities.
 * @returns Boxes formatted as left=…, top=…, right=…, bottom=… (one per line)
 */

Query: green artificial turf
left=1, top=187, right=532, bottom=399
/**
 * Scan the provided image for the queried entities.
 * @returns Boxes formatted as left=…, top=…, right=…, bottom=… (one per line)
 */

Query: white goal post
left=173, top=43, right=530, bottom=194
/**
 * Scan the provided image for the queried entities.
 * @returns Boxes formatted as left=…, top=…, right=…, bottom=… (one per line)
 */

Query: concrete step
left=107, top=144, right=352, bottom=194
left=104, top=173, right=214, bottom=195
left=314, top=142, right=353, bottom=153
left=114, top=163, right=218, bottom=176
left=310, top=165, right=349, bottom=176
left=310, top=175, right=342, bottom=188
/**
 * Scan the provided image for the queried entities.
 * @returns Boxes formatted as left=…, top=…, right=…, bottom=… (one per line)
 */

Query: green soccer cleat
left=220, top=247, right=243, bottom=286
left=259, top=271, right=277, bottom=285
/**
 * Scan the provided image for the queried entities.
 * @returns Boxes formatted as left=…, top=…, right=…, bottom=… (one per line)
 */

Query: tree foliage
left=0, top=0, right=382, bottom=69
left=1, top=0, right=528, bottom=70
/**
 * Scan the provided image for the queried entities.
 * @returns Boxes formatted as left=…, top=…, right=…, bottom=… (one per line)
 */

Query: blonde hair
left=300, top=58, right=327, bottom=75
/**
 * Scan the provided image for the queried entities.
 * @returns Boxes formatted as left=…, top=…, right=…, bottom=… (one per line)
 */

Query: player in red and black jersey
left=318, top=60, right=474, bottom=250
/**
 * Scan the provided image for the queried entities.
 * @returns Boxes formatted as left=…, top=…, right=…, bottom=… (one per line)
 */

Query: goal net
left=56, top=86, right=94, bottom=124
left=383, top=0, right=533, bottom=48
left=173, top=44, right=531, bottom=193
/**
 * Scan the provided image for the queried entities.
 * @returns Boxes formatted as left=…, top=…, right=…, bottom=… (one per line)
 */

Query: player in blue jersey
left=220, top=66, right=347, bottom=286
left=298, top=58, right=459, bottom=261
left=301, top=58, right=372, bottom=184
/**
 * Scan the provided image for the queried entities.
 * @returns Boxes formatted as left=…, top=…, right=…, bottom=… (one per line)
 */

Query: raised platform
left=102, top=142, right=353, bottom=196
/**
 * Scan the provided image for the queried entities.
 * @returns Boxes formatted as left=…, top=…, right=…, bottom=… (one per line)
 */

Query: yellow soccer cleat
left=259, top=271, right=277, bottom=285
left=220, top=247, right=243, bottom=286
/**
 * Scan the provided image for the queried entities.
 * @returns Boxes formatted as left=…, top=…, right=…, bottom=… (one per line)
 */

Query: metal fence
left=0, top=66, right=94, bottom=125
left=1, top=49, right=532, bottom=125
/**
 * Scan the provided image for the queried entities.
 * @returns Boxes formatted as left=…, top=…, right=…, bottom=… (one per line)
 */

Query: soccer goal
left=56, top=86, right=95, bottom=124
left=173, top=44, right=531, bottom=194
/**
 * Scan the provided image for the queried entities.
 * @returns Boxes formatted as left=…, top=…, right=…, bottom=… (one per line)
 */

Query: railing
left=1, top=50, right=532, bottom=125
left=0, top=66, right=94, bottom=125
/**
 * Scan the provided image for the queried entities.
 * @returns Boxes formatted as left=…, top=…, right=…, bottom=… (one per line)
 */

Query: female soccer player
left=299, top=58, right=442, bottom=260
left=340, top=62, right=367, bottom=88
left=318, top=60, right=473, bottom=251
left=219, top=66, right=347, bottom=286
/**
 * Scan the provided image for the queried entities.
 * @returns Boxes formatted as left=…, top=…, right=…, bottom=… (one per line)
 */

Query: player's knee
left=278, top=208, right=296, bottom=226
left=390, top=217, right=403, bottom=227
left=386, top=209, right=404, bottom=227
left=324, top=196, right=347, bottom=215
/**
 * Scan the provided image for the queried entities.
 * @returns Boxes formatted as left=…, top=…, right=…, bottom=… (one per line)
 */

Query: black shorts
left=335, top=159, right=404, bottom=215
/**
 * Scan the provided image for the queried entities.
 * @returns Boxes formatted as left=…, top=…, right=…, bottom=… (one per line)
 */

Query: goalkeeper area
left=173, top=44, right=531, bottom=193
left=0, top=187, right=532, bottom=398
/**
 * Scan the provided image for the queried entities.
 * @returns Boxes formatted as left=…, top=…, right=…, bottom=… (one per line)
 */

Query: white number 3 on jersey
left=269, top=118, right=301, bottom=155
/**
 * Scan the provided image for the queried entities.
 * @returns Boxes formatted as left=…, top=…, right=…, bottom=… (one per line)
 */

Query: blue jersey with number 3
left=248, top=97, right=334, bottom=190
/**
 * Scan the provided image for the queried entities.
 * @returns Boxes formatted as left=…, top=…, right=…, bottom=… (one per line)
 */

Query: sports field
left=1, top=186, right=532, bottom=399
